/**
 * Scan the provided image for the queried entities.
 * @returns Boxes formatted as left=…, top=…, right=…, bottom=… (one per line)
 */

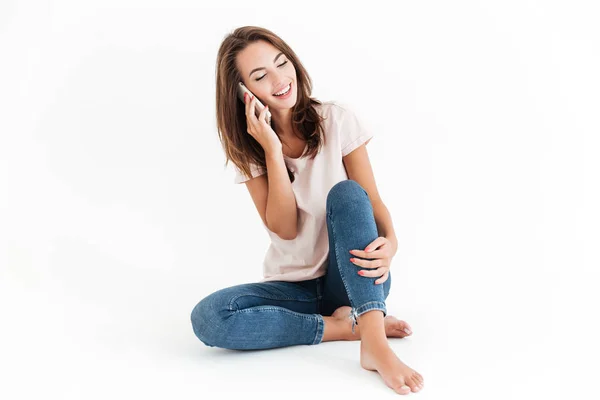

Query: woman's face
left=236, top=40, right=297, bottom=111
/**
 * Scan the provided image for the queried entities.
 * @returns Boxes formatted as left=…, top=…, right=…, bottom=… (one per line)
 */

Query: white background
left=1, top=1, right=598, bottom=398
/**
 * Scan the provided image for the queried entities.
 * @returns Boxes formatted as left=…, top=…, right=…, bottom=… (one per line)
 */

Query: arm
left=342, top=145, right=398, bottom=255
left=264, top=148, right=298, bottom=239
left=245, top=148, right=298, bottom=240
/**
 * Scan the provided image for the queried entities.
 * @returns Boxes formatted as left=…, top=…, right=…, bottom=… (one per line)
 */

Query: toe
left=416, top=378, right=424, bottom=390
left=416, top=372, right=424, bottom=385
left=406, top=376, right=421, bottom=392
left=390, top=378, right=411, bottom=395
left=397, top=385, right=411, bottom=395
left=399, top=320, right=412, bottom=335
left=393, top=319, right=411, bottom=336
left=384, top=317, right=411, bottom=338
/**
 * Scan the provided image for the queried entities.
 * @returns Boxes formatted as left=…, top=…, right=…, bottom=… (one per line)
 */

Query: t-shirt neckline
left=283, top=143, right=308, bottom=161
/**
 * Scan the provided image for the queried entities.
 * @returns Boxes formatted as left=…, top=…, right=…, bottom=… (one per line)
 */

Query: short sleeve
left=336, top=103, right=374, bottom=157
left=233, top=162, right=266, bottom=184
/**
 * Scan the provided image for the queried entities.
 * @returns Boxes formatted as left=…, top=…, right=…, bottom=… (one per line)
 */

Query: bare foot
left=331, top=306, right=413, bottom=339
left=360, top=339, right=424, bottom=395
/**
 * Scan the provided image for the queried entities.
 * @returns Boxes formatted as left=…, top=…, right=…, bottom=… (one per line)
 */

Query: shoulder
left=317, top=100, right=346, bottom=114
left=315, top=101, right=355, bottom=127
left=319, top=100, right=361, bottom=122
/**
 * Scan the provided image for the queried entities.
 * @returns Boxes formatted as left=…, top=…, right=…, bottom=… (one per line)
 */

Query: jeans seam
left=233, top=306, right=320, bottom=321
left=228, top=294, right=318, bottom=312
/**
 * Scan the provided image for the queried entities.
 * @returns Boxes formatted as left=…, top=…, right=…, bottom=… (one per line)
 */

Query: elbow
left=266, top=210, right=298, bottom=241
left=268, top=222, right=297, bottom=240
left=277, top=229, right=298, bottom=241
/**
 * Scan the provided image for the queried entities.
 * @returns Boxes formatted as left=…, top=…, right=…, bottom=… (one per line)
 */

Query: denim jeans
left=190, top=179, right=392, bottom=350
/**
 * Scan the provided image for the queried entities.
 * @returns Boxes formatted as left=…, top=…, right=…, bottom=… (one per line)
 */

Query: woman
left=191, top=26, right=424, bottom=395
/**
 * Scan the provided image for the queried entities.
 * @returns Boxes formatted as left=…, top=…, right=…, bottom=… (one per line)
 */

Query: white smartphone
left=238, top=81, right=272, bottom=125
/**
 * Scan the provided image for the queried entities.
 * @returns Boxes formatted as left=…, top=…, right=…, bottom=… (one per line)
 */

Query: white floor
left=1, top=259, right=593, bottom=400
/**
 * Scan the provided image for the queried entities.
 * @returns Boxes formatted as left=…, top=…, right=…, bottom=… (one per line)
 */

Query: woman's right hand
left=244, top=93, right=282, bottom=154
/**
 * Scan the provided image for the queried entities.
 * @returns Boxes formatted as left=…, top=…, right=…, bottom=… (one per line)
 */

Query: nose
left=272, top=72, right=287, bottom=88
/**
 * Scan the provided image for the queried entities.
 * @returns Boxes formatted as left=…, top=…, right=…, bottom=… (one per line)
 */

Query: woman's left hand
left=349, top=236, right=396, bottom=285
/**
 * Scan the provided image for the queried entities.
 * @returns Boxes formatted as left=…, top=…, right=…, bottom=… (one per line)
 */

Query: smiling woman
left=215, top=27, right=327, bottom=184
left=190, top=25, right=424, bottom=395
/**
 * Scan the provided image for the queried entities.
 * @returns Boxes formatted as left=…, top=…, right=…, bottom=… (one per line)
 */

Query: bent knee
left=190, top=297, right=223, bottom=347
left=327, top=180, right=369, bottom=209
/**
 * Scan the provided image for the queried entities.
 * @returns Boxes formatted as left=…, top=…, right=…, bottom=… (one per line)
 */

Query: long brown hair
left=215, top=26, right=327, bottom=183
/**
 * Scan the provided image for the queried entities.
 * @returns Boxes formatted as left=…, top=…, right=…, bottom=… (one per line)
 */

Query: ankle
left=357, top=310, right=385, bottom=328
left=323, top=316, right=358, bottom=342
left=357, top=310, right=386, bottom=341
left=357, top=309, right=385, bottom=324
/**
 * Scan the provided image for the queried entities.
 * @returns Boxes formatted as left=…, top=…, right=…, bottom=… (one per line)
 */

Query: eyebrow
left=249, top=52, right=285, bottom=78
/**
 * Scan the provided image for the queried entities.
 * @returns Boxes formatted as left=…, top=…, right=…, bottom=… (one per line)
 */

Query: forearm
left=372, top=199, right=398, bottom=255
left=264, top=149, right=298, bottom=240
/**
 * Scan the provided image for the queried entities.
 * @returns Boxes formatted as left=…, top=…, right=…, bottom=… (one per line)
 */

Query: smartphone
left=238, top=81, right=272, bottom=125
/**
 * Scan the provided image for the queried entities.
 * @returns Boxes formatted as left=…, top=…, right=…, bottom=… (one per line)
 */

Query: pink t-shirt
left=233, top=101, right=374, bottom=282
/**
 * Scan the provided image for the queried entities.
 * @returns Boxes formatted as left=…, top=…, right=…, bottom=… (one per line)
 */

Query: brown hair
left=215, top=26, right=327, bottom=183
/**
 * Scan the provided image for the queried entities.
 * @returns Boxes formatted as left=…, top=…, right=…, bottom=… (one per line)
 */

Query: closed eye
left=256, top=61, right=288, bottom=81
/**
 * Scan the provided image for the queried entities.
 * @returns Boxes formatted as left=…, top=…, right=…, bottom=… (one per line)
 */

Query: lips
left=273, top=82, right=291, bottom=96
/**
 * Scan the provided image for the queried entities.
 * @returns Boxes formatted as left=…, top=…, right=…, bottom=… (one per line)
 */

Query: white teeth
left=274, top=84, right=291, bottom=96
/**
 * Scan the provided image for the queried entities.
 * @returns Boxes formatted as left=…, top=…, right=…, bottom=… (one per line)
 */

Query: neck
left=270, top=107, right=295, bottom=138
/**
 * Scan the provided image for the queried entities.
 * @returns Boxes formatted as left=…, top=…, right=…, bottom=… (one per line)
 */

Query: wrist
left=386, top=235, right=398, bottom=255
left=265, top=145, right=283, bottom=158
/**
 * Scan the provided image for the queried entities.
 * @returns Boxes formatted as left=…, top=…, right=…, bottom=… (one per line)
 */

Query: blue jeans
left=190, top=180, right=392, bottom=350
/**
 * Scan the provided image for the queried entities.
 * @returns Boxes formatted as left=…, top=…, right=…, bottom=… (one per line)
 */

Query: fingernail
left=404, top=328, right=411, bottom=334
